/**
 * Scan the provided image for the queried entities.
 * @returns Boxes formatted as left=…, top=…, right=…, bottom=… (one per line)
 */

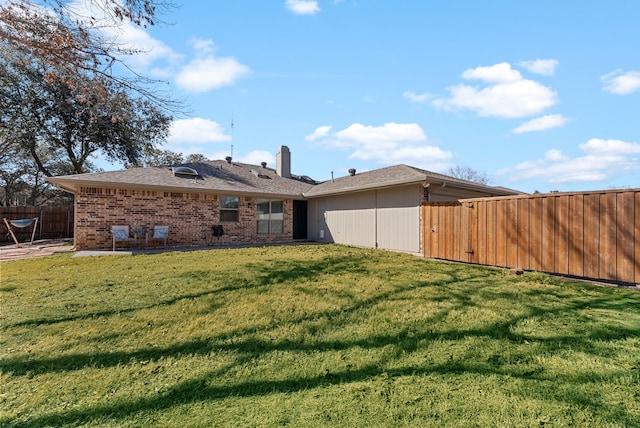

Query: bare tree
left=447, top=165, right=490, bottom=185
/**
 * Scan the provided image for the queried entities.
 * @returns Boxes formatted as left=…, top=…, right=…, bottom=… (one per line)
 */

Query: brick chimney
left=276, top=145, right=291, bottom=178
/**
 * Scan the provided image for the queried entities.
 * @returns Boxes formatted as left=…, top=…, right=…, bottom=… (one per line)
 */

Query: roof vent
left=225, top=156, right=232, bottom=164
left=261, top=161, right=267, bottom=168
left=349, top=168, right=356, bottom=176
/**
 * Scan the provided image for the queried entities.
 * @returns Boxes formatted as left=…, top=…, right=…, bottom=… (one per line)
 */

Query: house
left=305, top=164, right=522, bottom=254
left=47, top=146, right=522, bottom=252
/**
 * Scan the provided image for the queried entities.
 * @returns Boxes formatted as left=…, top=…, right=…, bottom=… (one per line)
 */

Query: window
left=220, top=196, right=239, bottom=222
left=257, top=199, right=283, bottom=235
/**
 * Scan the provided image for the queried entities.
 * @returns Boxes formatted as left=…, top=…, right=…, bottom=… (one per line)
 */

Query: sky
left=89, top=0, right=639, bottom=193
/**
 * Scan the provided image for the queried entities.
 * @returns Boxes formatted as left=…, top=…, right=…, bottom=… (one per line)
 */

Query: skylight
left=172, top=166, right=198, bottom=176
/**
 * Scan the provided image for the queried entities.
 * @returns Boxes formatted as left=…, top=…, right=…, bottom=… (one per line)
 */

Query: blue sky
left=90, top=0, right=639, bottom=193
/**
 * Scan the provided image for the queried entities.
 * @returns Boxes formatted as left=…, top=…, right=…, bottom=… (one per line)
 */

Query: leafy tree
left=184, top=153, right=209, bottom=163
left=0, top=47, right=172, bottom=176
left=447, top=165, right=490, bottom=185
left=138, top=147, right=185, bottom=167
left=135, top=148, right=209, bottom=167
left=0, top=0, right=180, bottom=158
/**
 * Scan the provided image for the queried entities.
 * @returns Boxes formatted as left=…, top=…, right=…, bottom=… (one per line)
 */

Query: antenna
left=230, top=112, right=234, bottom=158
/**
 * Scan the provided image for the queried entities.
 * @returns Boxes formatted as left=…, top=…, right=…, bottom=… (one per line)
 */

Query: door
left=292, top=200, right=308, bottom=240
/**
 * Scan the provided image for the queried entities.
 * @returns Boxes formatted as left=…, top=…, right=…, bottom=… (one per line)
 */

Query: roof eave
left=46, top=177, right=306, bottom=199
left=303, top=177, right=426, bottom=198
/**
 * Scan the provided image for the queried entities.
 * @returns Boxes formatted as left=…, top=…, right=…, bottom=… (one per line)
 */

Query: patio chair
left=147, top=225, right=169, bottom=248
left=111, top=225, right=134, bottom=251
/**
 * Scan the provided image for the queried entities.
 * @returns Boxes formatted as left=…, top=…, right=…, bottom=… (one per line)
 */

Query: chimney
left=276, top=145, right=291, bottom=178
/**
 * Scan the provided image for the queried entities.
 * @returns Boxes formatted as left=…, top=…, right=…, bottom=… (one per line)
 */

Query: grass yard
left=1, top=244, right=639, bottom=427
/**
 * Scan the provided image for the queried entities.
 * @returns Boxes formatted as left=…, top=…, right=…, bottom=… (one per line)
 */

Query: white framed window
left=257, top=199, right=283, bottom=235
left=220, top=196, right=239, bottom=222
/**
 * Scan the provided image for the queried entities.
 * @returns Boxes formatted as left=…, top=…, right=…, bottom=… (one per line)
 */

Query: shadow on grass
left=3, top=252, right=640, bottom=426
left=5, top=254, right=366, bottom=329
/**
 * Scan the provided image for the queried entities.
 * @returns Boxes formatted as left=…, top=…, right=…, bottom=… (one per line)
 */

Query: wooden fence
left=1, top=206, right=74, bottom=243
left=422, top=189, right=640, bottom=285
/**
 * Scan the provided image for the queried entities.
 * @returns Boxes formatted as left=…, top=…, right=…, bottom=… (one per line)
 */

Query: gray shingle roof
left=48, top=160, right=316, bottom=198
left=303, top=164, right=521, bottom=197
left=48, top=161, right=522, bottom=199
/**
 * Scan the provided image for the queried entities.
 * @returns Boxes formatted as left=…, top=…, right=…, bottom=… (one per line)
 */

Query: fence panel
left=1, top=206, right=74, bottom=243
left=423, top=189, right=639, bottom=285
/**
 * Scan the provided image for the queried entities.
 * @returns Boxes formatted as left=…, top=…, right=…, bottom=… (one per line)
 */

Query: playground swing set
left=3, top=217, right=39, bottom=247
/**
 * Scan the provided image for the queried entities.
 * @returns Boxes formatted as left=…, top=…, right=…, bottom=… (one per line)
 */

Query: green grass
left=1, top=244, right=639, bottom=427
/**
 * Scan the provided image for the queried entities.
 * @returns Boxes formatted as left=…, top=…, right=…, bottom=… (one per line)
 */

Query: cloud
left=236, top=150, right=276, bottom=166
left=308, top=122, right=453, bottom=171
left=305, top=125, right=333, bottom=141
left=497, top=138, right=640, bottom=185
left=285, top=0, right=321, bottom=15
left=512, top=114, right=568, bottom=134
left=433, top=62, right=558, bottom=119
left=461, top=62, right=523, bottom=83
left=175, top=39, right=251, bottom=92
left=601, top=70, right=640, bottom=95
left=579, top=138, right=640, bottom=154
left=403, top=91, right=434, bottom=103
left=518, top=59, right=558, bottom=76
left=168, top=118, right=231, bottom=144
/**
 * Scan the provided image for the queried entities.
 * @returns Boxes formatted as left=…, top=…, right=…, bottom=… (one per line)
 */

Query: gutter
left=303, top=176, right=520, bottom=199
left=46, top=177, right=306, bottom=200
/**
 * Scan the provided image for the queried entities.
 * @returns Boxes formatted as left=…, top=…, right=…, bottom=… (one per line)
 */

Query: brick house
left=48, top=145, right=521, bottom=252
left=48, top=146, right=314, bottom=250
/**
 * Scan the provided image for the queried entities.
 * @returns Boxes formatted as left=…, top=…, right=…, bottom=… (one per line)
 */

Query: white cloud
left=236, top=150, right=276, bottom=166
left=305, top=125, right=333, bottom=141
left=309, top=122, right=453, bottom=171
left=512, top=114, right=568, bottom=134
left=579, top=138, right=640, bottom=154
left=175, top=53, right=251, bottom=93
left=189, top=38, right=215, bottom=54
left=168, top=118, right=231, bottom=144
left=518, top=59, right=558, bottom=76
left=601, top=70, right=640, bottom=95
left=433, top=62, right=558, bottom=118
left=285, top=0, right=321, bottom=15
left=498, top=138, right=640, bottom=185
left=461, top=62, right=523, bottom=83
left=403, top=91, right=434, bottom=103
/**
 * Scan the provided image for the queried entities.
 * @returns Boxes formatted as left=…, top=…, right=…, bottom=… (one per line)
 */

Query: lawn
left=1, top=244, right=639, bottom=427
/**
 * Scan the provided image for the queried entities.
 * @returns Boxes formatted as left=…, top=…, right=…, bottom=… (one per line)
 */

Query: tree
left=0, top=46, right=172, bottom=176
left=135, top=148, right=209, bottom=167
left=447, top=165, right=490, bottom=185
left=0, top=0, right=180, bottom=157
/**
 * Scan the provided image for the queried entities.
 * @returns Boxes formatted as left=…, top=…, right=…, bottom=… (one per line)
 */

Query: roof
left=47, top=160, right=316, bottom=198
left=48, top=161, right=522, bottom=200
left=303, top=164, right=522, bottom=198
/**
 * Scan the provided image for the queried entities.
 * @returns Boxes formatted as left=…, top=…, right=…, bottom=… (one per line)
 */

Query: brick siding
left=74, top=187, right=295, bottom=250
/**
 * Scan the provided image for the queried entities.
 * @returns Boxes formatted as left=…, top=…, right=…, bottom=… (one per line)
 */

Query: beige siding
left=308, top=185, right=422, bottom=254
left=376, top=187, right=421, bottom=253
left=323, top=192, right=377, bottom=248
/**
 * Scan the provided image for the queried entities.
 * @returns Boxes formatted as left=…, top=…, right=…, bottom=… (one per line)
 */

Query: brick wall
left=74, top=187, right=295, bottom=250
